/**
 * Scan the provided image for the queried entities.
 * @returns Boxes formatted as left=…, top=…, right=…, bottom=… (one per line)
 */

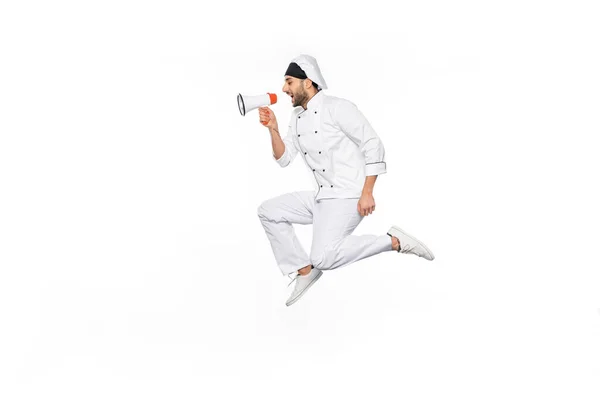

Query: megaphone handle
left=260, top=109, right=270, bottom=126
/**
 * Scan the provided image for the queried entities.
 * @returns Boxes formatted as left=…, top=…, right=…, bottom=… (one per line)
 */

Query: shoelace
left=400, top=243, right=415, bottom=254
left=287, top=270, right=314, bottom=287
left=287, top=272, right=300, bottom=287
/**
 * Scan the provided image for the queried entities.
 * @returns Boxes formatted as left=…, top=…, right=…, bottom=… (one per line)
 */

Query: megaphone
left=237, top=93, right=277, bottom=125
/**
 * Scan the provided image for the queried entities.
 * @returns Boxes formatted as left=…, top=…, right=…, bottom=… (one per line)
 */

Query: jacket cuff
left=365, top=161, right=387, bottom=176
left=273, top=149, right=290, bottom=167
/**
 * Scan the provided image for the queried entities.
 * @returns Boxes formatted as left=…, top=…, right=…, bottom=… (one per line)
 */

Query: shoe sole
left=286, top=270, right=323, bottom=307
left=387, top=225, right=435, bottom=261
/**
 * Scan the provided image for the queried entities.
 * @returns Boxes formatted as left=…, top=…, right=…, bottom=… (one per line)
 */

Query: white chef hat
left=285, top=54, right=328, bottom=90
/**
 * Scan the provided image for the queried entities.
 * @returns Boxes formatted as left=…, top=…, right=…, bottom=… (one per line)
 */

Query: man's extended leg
left=310, top=198, right=394, bottom=270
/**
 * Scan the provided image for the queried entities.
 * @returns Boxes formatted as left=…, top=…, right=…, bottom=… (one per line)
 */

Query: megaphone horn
left=237, top=93, right=277, bottom=116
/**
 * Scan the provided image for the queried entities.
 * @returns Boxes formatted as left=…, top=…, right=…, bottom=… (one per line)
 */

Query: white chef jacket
left=272, top=90, right=387, bottom=200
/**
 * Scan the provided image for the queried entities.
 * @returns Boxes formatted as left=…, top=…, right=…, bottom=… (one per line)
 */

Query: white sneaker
left=387, top=225, right=435, bottom=261
left=286, top=267, right=323, bottom=306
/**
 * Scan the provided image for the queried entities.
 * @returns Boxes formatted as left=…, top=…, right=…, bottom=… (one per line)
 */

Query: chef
left=257, top=54, right=435, bottom=306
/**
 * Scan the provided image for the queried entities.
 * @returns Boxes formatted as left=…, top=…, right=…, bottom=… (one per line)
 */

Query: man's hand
left=357, top=192, right=376, bottom=216
left=258, top=107, right=278, bottom=130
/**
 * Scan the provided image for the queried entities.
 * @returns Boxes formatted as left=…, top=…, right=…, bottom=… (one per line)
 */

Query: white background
left=1, top=0, right=599, bottom=399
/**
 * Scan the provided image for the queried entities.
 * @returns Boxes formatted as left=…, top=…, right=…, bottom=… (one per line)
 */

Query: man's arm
left=271, top=124, right=299, bottom=167
left=362, top=175, right=377, bottom=195
left=259, top=106, right=298, bottom=168
left=333, top=99, right=385, bottom=216
left=333, top=99, right=387, bottom=177
left=270, top=126, right=285, bottom=160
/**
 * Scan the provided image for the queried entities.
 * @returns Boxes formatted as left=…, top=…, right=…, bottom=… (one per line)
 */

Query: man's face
left=282, top=76, right=308, bottom=107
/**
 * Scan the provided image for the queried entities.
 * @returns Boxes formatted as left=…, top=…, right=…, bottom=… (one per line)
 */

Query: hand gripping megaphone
left=237, top=93, right=277, bottom=125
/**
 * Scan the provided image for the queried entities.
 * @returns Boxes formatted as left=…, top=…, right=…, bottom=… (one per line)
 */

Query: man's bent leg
left=257, top=191, right=316, bottom=275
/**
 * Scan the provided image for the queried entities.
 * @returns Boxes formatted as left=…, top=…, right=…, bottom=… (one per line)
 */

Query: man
left=257, top=54, right=434, bottom=306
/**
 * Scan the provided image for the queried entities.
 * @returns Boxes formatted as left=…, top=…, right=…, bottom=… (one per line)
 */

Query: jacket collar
left=304, top=90, right=325, bottom=112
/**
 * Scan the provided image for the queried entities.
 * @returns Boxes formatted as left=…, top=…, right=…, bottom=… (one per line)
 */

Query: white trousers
left=257, top=191, right=394, bottom=275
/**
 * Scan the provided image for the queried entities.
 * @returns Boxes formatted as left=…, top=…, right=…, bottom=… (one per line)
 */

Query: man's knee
left=257, top=200, right=274, bottom=220
left=257, top=203, right=266, bottom=218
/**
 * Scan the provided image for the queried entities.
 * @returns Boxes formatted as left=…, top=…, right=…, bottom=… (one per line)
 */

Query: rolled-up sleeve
left=334, top=99, right=387, bottom=176
left=272, top=123, right=299, bottom=168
